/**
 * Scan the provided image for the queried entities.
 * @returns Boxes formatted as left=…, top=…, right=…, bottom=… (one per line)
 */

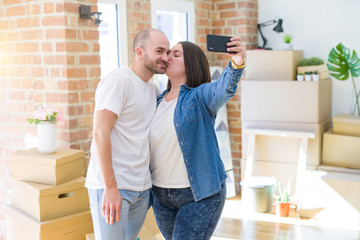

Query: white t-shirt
left=149, top=98, right=190, bottom=188
left=85, top=67, right=158, bottom=191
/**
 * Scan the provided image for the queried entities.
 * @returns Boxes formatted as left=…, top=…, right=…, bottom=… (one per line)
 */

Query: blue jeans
left=151, top=182, right=226, bottom=240
left=88, top=188, right=150, bottom=240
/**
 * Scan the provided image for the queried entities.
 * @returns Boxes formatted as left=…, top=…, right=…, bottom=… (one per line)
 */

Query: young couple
left=85, top=29, right=245, bottom=240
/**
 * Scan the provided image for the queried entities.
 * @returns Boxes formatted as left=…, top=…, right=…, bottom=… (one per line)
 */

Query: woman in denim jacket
left=149, top=36, right=245, bottom=240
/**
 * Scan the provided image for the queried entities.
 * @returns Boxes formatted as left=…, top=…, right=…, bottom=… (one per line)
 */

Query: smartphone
left=206, top=34, right=236, bottom=53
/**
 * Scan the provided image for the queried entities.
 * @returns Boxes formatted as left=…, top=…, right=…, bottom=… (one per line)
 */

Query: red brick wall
left=0, top=1, right=100, bottom=238
left=126, top=0, right=151, bottom=64
left=209, top=0, right=258, bottom=193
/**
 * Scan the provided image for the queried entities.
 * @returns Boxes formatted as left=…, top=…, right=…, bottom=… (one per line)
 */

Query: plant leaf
left=327, top=43, right=360, bottom=80
left=282, top=192, right=289, bottom=203
left=27, top=119, right=35, bottom=125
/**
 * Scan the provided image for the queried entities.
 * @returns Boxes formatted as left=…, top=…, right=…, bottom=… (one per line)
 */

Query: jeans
left=151, top=182, right=226, bottom=240
left=88, top=188, right=150, bottom=240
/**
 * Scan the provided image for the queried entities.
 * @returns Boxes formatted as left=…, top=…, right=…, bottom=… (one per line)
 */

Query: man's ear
left=135, top=47, right=143, bottom=58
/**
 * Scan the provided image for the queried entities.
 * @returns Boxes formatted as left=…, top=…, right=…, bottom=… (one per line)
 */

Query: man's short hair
left=133, top=29, right=165, bottom=52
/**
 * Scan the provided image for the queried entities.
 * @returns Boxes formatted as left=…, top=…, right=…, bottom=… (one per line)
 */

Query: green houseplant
left=313, top=70, right=320, bottom=82
left=305, top=71, right=312, bottom=81
left=298, top=57, right=324, bottom=67
left=297, top=57, right=327, bottom=81
left=274, top=178, right=292, bottom=217
left=327, top=43, right=360, bottom=117
left=283, top=34, right=293, bottom=50
left=283, top=34, right=292, bottom=44
left=296, top=72, right=304, bottom=81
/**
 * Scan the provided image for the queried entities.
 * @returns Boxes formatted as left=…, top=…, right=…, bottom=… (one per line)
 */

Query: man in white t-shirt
left=85, top=29, right=170, bottom=240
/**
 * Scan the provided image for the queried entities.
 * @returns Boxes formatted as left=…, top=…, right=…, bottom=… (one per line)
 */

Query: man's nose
left=162, top=52, right=170, bottom=62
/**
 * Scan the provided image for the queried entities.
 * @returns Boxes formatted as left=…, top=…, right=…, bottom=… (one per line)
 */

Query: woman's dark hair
left=167, top=41, right=211, bottom=90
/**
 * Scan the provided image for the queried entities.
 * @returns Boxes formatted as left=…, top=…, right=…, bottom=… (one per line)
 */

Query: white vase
left=350, top=91, right=360, bottom=118
left=305, top=74, right=312, bottom=81
left=37, top=122, right=57, bottom=154
left=296, top=75, right=304, bottom=81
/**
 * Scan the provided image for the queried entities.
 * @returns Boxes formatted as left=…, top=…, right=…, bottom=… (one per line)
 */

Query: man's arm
left=93, top=109, right=122, bottom=225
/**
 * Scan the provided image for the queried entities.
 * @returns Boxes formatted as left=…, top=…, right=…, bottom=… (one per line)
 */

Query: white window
left=151, top=0, right=195, bottom=90
left=98, top=0, right=128, bottom=78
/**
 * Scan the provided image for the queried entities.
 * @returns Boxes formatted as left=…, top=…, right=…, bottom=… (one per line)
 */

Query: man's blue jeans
left=88, top=188, right=150, bottom=240
left=151, top=182, right=226, bottom=240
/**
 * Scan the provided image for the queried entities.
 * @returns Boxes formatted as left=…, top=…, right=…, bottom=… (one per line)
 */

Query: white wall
left=258, top=0, right=360, bottom=117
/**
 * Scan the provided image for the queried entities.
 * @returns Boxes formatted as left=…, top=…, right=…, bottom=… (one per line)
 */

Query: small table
left=243, top=127, right=316, bottom=208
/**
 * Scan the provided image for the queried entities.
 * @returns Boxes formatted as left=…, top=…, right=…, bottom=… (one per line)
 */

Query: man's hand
left=93, top=109, right=121, bottom=225
left=102, top=186, right=122, bottom=225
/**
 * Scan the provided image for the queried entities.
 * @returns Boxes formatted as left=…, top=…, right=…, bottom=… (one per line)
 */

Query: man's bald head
left=133, top=29, right=166, bottom=52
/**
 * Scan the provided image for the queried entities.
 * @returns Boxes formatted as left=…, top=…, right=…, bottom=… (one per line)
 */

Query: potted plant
left=312, top=70, right=320, bottom=82
left=27, top=105, right=64, bottom=154
left=283, top=34, right=293, bottom=50
left=327, top=43, right=360, bottom=117
left=298, top=57, right=324, bottom=67
left=274, top=178, right=292, bottom=217
left=296, top=72, right=304, bottom=81
left=305, top=71, right=312, bottom=81
left=297, top=57, right=328, bottom=80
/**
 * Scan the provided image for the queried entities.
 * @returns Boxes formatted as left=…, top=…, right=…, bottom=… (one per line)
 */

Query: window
left=98, top=0, right=128, bottom=78
left=151, top=0, right=195, bottom=90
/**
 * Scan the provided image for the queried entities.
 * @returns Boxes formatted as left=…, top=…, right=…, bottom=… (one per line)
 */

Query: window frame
left=98, top=0, right=128, bottom=67
left=150, top=0, right=195, bottom=43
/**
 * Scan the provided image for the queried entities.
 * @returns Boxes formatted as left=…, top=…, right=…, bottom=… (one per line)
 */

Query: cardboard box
left=6, top=205, right=93, bottom=240
left=246, top=50, right=303, bottom=80
left=240, top=159, right=317, bottom=193
left=333, top=113, right=360, bottom=137
left=322, top=128, right=360, bottom=169
left=297, top=64, right=330, bottom=80
left=242, top=120, right=331, bottom=165
left=11, top=148, right=85, bottom=185
left=84, top=154, right=90, bottom=177
left=241, top=78, right=332, bottom=123
left=11, top=177, right=89, bottom=221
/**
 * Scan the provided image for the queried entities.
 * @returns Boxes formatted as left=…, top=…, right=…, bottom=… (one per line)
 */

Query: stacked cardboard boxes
left=241, top=50, right=332, bottom=190
left=302, top=115, right=360, bottom=225
left=6, top=148, right=93, bottom=240
left=322, top=114, right=360, bottom=170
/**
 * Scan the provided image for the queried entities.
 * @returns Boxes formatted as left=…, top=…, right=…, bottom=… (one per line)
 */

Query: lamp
left=257, top=18, right=283, bottom=50
left=79, top=5, right=103, bottom=26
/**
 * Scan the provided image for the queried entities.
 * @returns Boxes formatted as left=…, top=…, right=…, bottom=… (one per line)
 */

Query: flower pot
left=37, top=122, right=57, bottom=154
left=312, top=74, right=320, bottom=82
left=296, top=74, right=304, bottom=81
left=241, top=176, right=276, bottom=213
left=275, top=201, right=290, bottom=217
left=283, top=43, right=293, bottom=50
left=305, top=74, right=312, bottom=81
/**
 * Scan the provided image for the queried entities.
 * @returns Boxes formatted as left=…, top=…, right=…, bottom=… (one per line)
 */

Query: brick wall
left=126, top=0, right=151, bottom=64
left=0, top=0, right=258, bottom=238
left=209, top=0, right=258, bottom=192
left=0, top=0, right=100, bottom=238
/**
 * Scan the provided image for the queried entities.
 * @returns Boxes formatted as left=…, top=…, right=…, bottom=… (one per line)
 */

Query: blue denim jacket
left=156, top=61, right=244, bottom=201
